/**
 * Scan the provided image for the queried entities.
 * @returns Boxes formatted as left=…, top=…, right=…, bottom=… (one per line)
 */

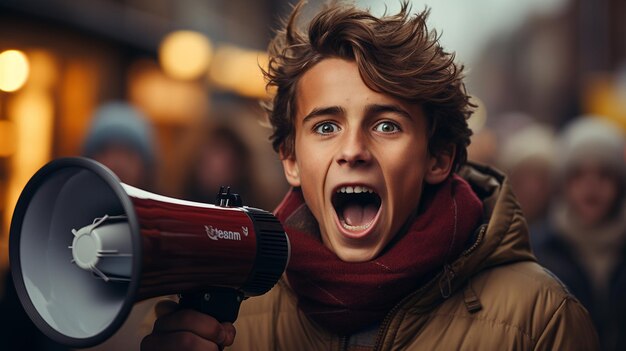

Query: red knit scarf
left=276, top=175, right=483, bottom=335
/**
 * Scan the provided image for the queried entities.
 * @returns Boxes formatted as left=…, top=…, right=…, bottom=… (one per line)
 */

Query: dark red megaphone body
left=9, top=157, right=290, bottom=348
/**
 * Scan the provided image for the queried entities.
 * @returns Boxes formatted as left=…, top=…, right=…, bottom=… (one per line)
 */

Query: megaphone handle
left=178, top=289, right=245, bottom=323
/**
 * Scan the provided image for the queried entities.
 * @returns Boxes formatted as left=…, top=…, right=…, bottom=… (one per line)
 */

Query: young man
left=142, top=2, right=598, bottom=350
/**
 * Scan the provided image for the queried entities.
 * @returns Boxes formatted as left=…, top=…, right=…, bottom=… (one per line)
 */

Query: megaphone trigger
left=179, top=288, right=246, bottom=324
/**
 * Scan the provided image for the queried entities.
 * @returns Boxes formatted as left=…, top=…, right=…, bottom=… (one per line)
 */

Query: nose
left=336, top=129, right=372, bottom=167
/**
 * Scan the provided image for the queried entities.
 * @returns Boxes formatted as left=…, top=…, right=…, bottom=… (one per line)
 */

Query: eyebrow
left=302, top=106, right=345, bottom=124
left=301, top=103, right=413, bottom=123
left=365, top=104, right=413, bottom=121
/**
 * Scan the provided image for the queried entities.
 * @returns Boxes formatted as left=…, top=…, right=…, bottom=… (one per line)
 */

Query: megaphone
left=9, top=157, right=290, bottom=348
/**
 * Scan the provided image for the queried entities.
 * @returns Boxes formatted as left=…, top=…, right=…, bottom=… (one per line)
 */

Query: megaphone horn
left=9, top=157, right=290, bottom=348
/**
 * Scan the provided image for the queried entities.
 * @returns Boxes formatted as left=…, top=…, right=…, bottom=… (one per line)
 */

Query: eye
left=374, top=121, right=400, bottom=133
left=314, top=122, right=340, bottom=135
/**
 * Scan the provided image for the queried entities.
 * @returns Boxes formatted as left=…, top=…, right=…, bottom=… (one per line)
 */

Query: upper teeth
left=337, top=186, right=375, bottom=194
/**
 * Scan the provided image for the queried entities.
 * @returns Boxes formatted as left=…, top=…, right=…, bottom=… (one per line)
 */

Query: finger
left=154, top=299, right=179, bottom=319
left=153, top=309, right=226, bottom=344
left=141, top=331, right=221, bottom=351
left=221, top=322, right=237, bottom=346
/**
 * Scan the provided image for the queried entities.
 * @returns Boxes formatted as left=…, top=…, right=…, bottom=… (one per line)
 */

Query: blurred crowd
left=470, top=113, right=626, bottom=350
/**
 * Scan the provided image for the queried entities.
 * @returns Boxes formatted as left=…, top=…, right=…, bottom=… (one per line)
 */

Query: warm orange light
left=4, top=90, right=54, bottom=249
left=27, top=50, right=58, bottom=89
left=237, top=51, right=271, bottom=98
left=0, top=120, right=16, bottom=157
left=128, top=59, right=208, bottom=124
left=0, top=50, right=30, bottom=92
left=159, top=30, right=213, bottom=80
left=584, top=74, right=626, bottom=132
left=208, top=46, right=271, bottom=99
left=2, top=55, right=55, bottom=273
left=9, top=91, right=54, bottom=165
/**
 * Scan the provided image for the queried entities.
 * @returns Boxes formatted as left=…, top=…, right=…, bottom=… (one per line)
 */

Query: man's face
left=282, top=58, right=451, bottom=262
left=509, top=160, right=553, bottom=222
left=92, top=144, right=147, bottom=188
left=565, top=162, right=620, bottom=227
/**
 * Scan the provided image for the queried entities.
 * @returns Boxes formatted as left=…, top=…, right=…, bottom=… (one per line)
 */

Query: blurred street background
left=0, top=0, right=625, bottom=350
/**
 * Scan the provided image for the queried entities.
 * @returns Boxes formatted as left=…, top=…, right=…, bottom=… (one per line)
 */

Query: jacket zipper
left=372, top=224, right=487, bottom=350
left=372, top=277, right=438, bottom=351
left=462, top=224, right=487, bottom=257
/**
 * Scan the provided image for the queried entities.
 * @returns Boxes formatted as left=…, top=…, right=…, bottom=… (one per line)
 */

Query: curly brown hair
left=263, top=1, right=474, bottom=172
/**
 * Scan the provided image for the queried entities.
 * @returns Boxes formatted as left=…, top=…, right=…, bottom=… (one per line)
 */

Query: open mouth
left=332, top=185, right=382, bottom=232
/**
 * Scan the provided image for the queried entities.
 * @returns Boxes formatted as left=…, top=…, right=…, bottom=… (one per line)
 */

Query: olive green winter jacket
left=229, top=164, right=599, bottom=350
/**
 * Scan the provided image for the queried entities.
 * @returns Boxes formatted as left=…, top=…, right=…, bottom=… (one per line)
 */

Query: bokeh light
left=0, top=120, right=16, bottom=157
left=208, top=46, right=271, bottom=99
left=129, top=59, right=208, bottom=124
left=27, top=50, right=58, bottom=89
left=0, top=50, right=30, bottom=92
left=159, top=30, right=213, bottom=80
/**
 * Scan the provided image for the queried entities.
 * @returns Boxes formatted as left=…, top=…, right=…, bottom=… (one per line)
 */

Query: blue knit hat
left=83, top=101, right=155, bottom=166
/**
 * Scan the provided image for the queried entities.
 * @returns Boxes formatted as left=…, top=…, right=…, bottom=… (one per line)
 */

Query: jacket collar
left=404, top=162, right=536, bottom=311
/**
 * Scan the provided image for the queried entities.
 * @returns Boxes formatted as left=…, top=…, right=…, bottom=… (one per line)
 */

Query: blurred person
left=82, top=101, right=157, bottom=190
left=182, top=123, right=259, bottom=207
left=80, top=101, right=164, bottom=351
left=492, top=111, right=536, bottom=142
left=498, top=123, right=556, bottom=244
left=142, top=2, right=598, bottom=350
left=533, top=116, right=626, bottom=351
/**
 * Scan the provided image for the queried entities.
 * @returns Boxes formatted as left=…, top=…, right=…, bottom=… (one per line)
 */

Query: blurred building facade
left=471, top=0, right=626, bottom=130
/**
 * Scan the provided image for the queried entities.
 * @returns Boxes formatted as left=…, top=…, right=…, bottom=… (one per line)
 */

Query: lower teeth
left=341, top=221, right=372, bottom=231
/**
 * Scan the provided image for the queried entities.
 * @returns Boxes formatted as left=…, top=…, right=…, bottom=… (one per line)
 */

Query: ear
left=425, top=145, right=456, bottom=185
left=280, top=150, right=301, bottom=187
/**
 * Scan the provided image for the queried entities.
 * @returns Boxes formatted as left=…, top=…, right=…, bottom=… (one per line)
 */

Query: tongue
left=343, top=202, right=378, bottom=227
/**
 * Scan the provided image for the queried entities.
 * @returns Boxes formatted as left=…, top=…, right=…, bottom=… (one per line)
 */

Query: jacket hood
left=407, top=162, right=536, bottom=311
left=455, top=163, right=535, bottom=275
